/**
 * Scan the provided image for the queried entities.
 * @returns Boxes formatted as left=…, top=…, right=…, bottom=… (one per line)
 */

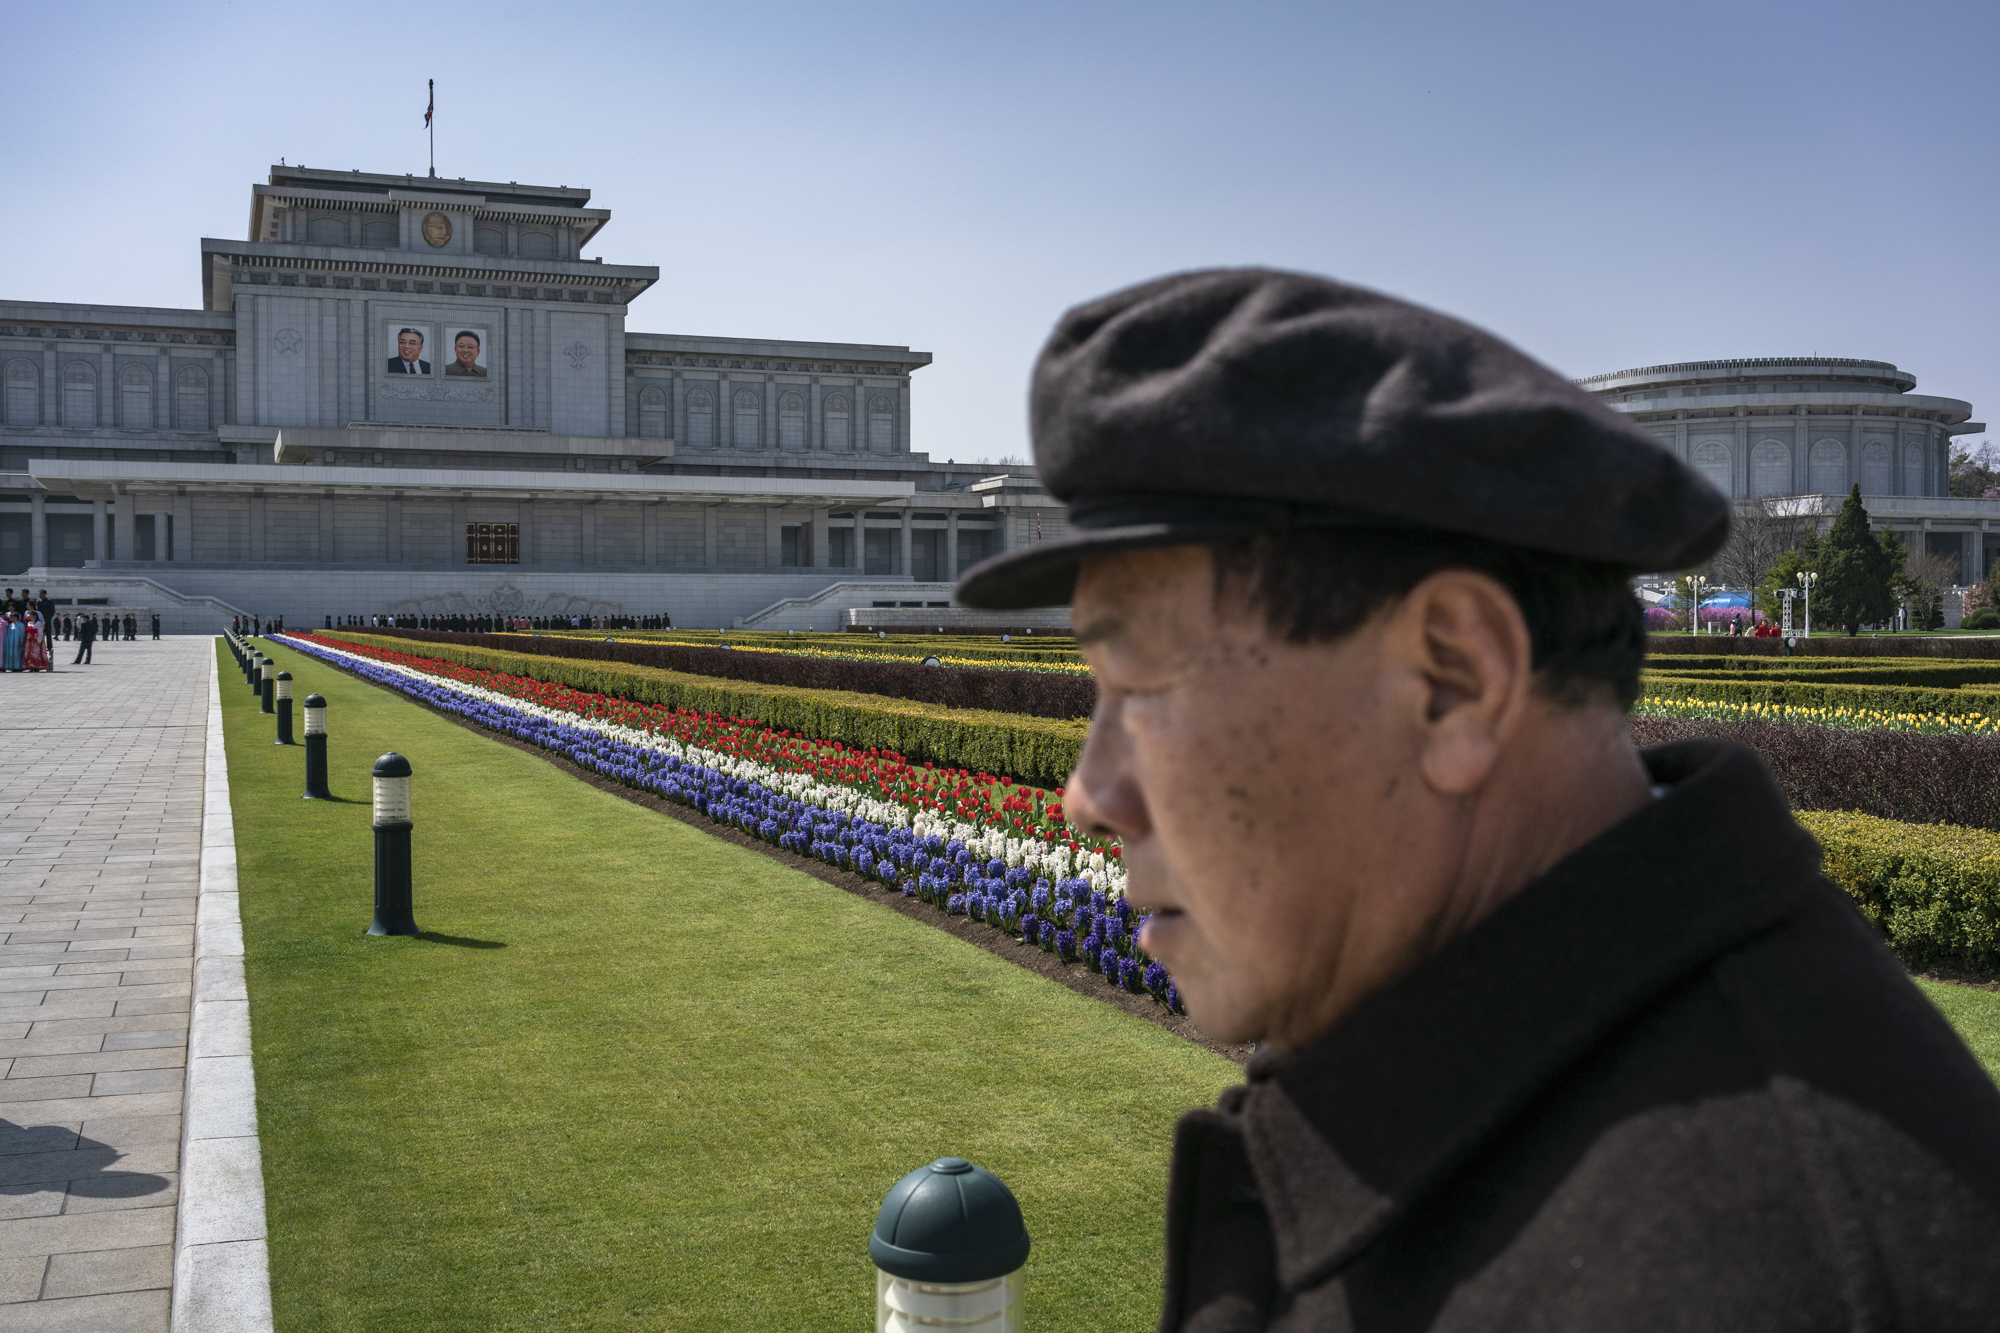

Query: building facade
left=1579, top=357, right=1992, bottom=582
left=0, top=166, right=1065, bottom=630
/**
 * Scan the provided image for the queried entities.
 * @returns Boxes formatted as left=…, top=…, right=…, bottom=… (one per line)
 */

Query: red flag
left=424, top=80, right=434, bottom=127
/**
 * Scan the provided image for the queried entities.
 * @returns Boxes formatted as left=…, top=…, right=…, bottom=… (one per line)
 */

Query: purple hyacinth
left=1056, top=929, right=1076, bottom=961
left=1101, top=947, right=1120, bottom=980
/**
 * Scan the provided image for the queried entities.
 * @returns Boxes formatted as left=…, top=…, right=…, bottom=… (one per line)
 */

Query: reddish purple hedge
left=356, top=628, right=1100, bottom=721
left=1647, top=633, right=2000, bottom=660
left=1628, top=716, right=2000, bottom=831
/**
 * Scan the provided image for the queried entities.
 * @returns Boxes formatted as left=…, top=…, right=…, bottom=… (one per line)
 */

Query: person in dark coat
left=72, top=612, right=95, bottom=665
left=955, top=268, right=2000, bottom=1331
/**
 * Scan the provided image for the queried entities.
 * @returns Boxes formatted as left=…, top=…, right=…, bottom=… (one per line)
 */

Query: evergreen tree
left=1813, top=486, right=1898, bottom=635
left=1753, top=536, right=1821, bottom=624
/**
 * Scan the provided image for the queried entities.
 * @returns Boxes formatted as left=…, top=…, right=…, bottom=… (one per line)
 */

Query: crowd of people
left=230, top=616, right=285, bottom=635
left=1, top=588, right=157, bottom=672
left=322, top=612, right=673, bottom=633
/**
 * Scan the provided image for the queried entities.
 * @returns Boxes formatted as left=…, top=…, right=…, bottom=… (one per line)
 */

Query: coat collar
left=1232, top=739, right=1823, bottom=1292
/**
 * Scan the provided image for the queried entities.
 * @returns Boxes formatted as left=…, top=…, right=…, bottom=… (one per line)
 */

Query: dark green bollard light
left=259, top=658, right=275, bottom=714
left=301, top=695, right=331, bottom=799
left=367, top=752, right=420, bottom=937
left=273, top=672, right=295, bottom=745
left=871, top=1157, right=1029, bottom=1331
left=249, top=653, right=264, bottom=695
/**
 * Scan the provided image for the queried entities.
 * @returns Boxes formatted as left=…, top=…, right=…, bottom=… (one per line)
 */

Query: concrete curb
left=172, top=644, right=275, bottom=1332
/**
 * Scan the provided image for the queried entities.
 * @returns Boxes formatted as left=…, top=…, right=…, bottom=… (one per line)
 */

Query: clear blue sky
left=4, top=0, right=1992, bottom=463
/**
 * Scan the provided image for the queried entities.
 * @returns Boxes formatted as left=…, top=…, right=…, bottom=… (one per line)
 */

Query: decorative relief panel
left=378, top=384, right=497, bottom=403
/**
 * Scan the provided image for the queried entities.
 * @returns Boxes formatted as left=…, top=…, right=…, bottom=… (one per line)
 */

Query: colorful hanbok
left=1, top=614, right=22, bottom=672
left=22, top=614, right=50, bottom=672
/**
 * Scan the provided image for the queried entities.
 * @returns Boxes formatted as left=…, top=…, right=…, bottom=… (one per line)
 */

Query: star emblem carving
left=273, top=328, right=303, bottom=355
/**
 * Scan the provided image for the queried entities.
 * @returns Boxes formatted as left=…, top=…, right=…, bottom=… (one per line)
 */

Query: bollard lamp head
left=373, top=752, right=413, bottom=779
left=303, top=694, right=326, bottom=710
left=870, top=1157, right=1030, bottom=1284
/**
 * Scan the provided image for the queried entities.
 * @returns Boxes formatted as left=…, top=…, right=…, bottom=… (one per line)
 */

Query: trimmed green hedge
left=332, top=632, right=1088, bottom=788
left=1641, top=672, right=2000, bottom=720
left=1801, top=810, right=2000, bottom=969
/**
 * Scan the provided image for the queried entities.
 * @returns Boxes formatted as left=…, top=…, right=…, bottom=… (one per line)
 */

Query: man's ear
left=1389, top=570, right=1535, bottom=797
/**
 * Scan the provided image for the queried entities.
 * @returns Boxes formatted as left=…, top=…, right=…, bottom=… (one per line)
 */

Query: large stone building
left=0, top=166, right=1065, bottom=630
left=1579, top=357, right=1991, bottom=582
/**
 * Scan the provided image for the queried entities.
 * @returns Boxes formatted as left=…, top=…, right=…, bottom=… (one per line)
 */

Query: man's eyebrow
left=1073, top=614, right=1123, bottom=647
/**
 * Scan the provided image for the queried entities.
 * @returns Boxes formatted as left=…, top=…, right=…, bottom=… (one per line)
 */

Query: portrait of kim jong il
left=445, top=328, right=489, bottom=378
left=955, top=268, right=2000, bottom=1331
left=385, top=325, right=431, bottom=375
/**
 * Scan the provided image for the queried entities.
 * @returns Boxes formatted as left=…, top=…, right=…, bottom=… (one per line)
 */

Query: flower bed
left=1632, top=695, right=1996, bottom=735
left=359, top=628, right=1097, bottom=719
left=276, top=632, right=1182, bottom=1014
left=328, top=632, right=1089, bottom=788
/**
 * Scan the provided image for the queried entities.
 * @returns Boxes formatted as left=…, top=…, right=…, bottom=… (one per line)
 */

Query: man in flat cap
left=958, top=269, right=2000, bottom=1331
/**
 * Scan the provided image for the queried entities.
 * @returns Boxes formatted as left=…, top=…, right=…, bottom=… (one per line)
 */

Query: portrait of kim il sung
left=384, top=324, right=433, bottom=376
left=445, top=328, right=489, bottom=378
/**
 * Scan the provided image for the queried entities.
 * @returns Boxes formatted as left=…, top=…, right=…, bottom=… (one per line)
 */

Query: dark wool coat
left=1161, top=740, right=2000, bottom=1332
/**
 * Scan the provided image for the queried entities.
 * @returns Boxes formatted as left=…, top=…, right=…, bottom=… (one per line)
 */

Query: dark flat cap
left=955, top=268, right=1729, bottom=609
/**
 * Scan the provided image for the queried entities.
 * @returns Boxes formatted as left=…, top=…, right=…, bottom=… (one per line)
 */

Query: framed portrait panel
left=383, top=322, right=436, bottom=377
left=441, top=326, right=491, bottom=380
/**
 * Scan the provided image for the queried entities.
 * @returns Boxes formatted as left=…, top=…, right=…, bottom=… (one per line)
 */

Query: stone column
left=91, top=501, right=107, bottom=563
left=114, top=495, right=135, bottom=564
left=899, top=507, right=912, bottom=577
left=810, top=507, right=829, bottom=568
left=450, top=498, right=469, bottom=564
left=172, top=493, right=193, bottom=562
left=29, top=492, right=46, bottom=567
left=766, top=507, right=782, bottom=568
left=386, top=498, right=403, bottom=565
left=319, top=496, right=336, bottom=564
left=249, top=495, right=266, bottom=563
left=520, top=500, right=536, bottom=566
left=642, top=503, right=657, bottom=568
left=703, top=505, right=717, bottom=567
left=946, top=511, right=960, bottom=582
left=581, top=501, right=597, bottom=566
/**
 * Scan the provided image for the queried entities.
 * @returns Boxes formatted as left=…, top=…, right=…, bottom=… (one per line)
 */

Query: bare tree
left=1708, top=496, right=1819, bottom=591
left=1902, top=550, right=1961, bottom=629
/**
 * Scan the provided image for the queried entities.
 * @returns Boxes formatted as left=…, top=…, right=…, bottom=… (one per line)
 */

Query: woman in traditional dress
left=1, top=612, right=23, bottom=672
left=22, top=611, right=50, bottom=672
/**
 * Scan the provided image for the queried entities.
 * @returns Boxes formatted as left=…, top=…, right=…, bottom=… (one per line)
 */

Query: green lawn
left=221, top=639, right=1240, bottom=1332
left=1917, top=980, right=2000, bottom=1081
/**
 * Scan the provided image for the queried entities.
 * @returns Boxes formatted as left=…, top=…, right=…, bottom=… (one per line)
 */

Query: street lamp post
left=1797, top=571, right=1818, bottom=639
left=1688, top=575, right=1710, bottom=636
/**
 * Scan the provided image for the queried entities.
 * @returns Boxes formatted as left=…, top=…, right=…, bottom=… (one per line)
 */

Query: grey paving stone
left=0, top=1287, right=168, bottom=1330
left=0, top=638, right=215, bottom=1326
left=42, top=1243, right=172, bottom=1300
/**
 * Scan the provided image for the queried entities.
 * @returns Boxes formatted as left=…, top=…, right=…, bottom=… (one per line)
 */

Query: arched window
left=175, top=364, right=210, bottom=432
left=639, top=385, right=668, bottom=440
left=733, top=389, right=762, bottom=449
left=1690, top=440, right=1731, bottom=497
left=868, top=394, right=894, bottom=451
left=1750, top=440, right=1790, bottom=498
left=307, top=217, right=346, bottom=245
left=519, top=230, right=555, bottom=260
left=1903, top=442, right=1925, bottom=496
left=824, top=394, right=851, bottom=452
left=119, top=364, right=153, bottom=428
left=685, top=389, right=715, bottom=449
left=1808, top=440, right=1847, bottom=496
left=3, top=360, right=37, bottom=427
left=779, top=391, right=806, bottom=450
left=63, top=362, right=96, bottom=428
left=361, top=218, right=397, bottom=249
left=1861, top=441, right=1891, bottom=495
left=474, top=225, right=506, bottom=256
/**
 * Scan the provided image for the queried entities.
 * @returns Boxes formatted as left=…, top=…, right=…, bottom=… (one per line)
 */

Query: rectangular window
left=466, top=522, right=520, bottom=564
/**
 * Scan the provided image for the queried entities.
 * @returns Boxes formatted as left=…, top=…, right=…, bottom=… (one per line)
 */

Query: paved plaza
left=0, top=636, right=246, bottom=1330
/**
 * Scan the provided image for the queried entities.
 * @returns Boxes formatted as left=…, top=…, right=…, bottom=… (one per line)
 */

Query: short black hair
left=455, top=330, right=480, bottom=347
left=1210, top=530, right=1646, bottom=709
